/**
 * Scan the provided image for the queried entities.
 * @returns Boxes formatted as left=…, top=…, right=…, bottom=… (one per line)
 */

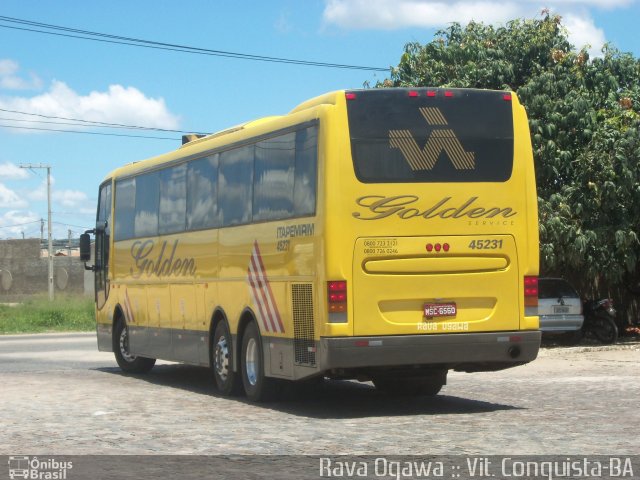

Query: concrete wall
left=0, top=239, right=93, bottom=300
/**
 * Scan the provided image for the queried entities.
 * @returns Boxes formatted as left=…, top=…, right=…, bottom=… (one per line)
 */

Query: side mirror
left=79, top=233, right=92, bottom=262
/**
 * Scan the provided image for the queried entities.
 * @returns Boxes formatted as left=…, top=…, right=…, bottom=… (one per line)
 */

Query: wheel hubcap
left=215, top=336, right=230, bottom=381
left=119, top=326, right=136, bottom=362
left=245, top=338, right=258, bottom=386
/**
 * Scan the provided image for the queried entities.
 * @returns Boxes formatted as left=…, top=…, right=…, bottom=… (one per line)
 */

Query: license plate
left=424, top=303, right=457, bottom=318
left=553, top=306, right=570, bottom=314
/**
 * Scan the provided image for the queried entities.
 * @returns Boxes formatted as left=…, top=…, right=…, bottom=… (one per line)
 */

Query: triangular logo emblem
left=389, top=107, right=475, bottom=171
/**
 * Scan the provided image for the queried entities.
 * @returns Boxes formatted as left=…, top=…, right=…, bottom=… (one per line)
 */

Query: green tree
left=381, top=13, right=640, bottom=308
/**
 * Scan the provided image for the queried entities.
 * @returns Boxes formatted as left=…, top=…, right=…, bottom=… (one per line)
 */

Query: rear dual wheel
left=241, top=322, right=279, bottom=402
left=212, top=320, right=278, bottom=401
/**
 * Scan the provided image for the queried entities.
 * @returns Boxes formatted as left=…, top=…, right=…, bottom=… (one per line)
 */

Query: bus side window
left=159, top=164, right=187, bottom=234
left=253, top=132, right=295, bottom=222
left=219, top=145, right=254, bottom=227
left=294, top=126, right=318, bottom=217
left=134, top=172, right=160, bottom=238
left=114, top=178, right=136, bottom=241
left=187, top=154, right=220, bottom=231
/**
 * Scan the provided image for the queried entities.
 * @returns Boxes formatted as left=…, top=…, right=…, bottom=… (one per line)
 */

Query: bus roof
left=101, top=90, right=346, bottom=184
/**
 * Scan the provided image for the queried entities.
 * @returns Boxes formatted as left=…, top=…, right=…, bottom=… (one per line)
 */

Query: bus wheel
left=373, top=376, right=444, bottom=396
left=241, top=322, right=279, bottom=402
left=212, top=321, right=241, bottom=396
left=113, top=320, right=155, bottom=373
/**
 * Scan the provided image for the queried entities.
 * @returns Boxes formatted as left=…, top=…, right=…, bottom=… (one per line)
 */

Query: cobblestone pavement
left=1, top=333, right=638, bottom=455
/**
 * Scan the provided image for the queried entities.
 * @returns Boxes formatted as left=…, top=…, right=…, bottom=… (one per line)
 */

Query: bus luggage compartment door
left=352, top=235, right=519, bottom=336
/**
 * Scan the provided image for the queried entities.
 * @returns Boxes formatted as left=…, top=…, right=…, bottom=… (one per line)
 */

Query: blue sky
left=1, top=0, right=639, bottom=240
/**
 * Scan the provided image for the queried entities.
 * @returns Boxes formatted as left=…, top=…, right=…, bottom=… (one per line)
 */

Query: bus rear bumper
left=319, top=331, right=541, bottom=373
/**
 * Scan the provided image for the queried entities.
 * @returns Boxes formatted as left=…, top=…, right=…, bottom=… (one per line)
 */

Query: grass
left=0, top=295, right=95, bottom=334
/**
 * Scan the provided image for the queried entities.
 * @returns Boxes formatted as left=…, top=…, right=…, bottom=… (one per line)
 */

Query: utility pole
left=20, top=163, right=54, bottom=301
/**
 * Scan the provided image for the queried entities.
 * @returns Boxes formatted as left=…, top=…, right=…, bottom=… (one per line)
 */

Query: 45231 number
left=468, top=239, right=503, bottom=250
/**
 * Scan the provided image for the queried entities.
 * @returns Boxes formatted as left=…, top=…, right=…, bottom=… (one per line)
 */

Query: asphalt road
left=1, top=332, right=639, bottom=455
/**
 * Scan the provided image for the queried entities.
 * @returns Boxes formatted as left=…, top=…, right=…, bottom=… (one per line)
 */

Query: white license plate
left=553, top=306, right=570, bottom=314
left=424, top=303, right=457, bottom=318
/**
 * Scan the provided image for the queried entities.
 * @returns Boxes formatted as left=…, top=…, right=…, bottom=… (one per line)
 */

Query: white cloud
left=0, top=80, right=180, bottom=132
left=0, top=210, right=39, bottom=238
left=0, top=59, right=43, bottom=90
left=0, top=183, right=28, bottom=209
left=563, top=13, right=607, bottom=57
left=26, top=177, right=53, bottom=202
left=322, top=0, right=633, bottom=56
left=53, top=189, right=89, bottom=209
left=0, top=162, right=29, bottom=180
left=323, top=0, right=522, bottom=29
left=21, top=175, right=91, bottom=209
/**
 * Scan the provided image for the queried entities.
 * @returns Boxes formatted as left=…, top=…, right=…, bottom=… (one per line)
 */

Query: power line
left=0, top=115, right=178, bottom=132
left=0, top=123, right=179, bottom=140
left=0, top=15, right=389, bottom=72
left=52, top=212, right=96, bottom=217
left=0, top=220, right=41, bottom=229
left=52, top=221, right=92, bottom=230
left=0, top=107, right=209, bottom=135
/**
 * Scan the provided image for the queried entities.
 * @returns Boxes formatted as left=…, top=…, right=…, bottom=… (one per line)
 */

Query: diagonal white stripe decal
left=248, top=254, right=275, bottom=332
left=247, top=241, right=284, bottom=334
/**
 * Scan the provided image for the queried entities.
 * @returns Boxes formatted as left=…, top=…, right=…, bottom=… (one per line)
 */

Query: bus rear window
left=346, top=89, right=514, bottom=183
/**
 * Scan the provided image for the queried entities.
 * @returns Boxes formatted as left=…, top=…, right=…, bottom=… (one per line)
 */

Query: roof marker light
left=408, top=91, right=419, bottom=97
left=444, top=91, right=454, bottom=98
left=426, top=91, right=437, bottom=97
left=503, top=93, right=512, bottom=101
left=345, top=93, right=357, bottom=100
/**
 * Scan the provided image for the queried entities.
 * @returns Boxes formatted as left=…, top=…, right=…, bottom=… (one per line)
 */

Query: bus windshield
left=346, top=88, right=514, bottom=183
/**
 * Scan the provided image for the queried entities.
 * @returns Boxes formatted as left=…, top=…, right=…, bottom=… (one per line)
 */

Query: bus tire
left=241, top=321, right=279, bottom=402
left=113, top=319, right=156, bottom=374
left=373, top=376, right=444, bottom=396
left=211, top=321, right=241, bottom=396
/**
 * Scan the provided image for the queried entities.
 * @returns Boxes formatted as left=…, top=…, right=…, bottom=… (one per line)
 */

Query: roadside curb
left=541, top=340, right=640, bottom=354
left=0, top=331, right=94, bottom=339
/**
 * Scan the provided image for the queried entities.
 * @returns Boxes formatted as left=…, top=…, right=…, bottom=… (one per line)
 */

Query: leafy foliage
left=381, top=13, right=640, bottom=305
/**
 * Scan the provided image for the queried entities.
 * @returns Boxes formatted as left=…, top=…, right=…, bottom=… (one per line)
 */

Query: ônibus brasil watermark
left=319, top=456, right=635, bottom=480
left=7, top=457, right=72, bottom=480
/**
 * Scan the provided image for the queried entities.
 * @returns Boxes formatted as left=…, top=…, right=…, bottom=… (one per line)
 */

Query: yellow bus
left=81, top=87, right=540, bottom=401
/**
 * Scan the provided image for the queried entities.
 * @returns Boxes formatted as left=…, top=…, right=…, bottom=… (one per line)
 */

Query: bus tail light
left=524, top=276, right=538, bottom=307
left=328, top=281, right=348, bottom=322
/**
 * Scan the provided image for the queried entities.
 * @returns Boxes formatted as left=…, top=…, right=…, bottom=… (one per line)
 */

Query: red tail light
left=328, top=281, right=347, bottom=313
left=524, top=276, right=538, bottom=307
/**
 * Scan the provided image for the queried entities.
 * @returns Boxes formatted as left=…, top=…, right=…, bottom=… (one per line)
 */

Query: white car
left=537, top=278, right=584, bottom=335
